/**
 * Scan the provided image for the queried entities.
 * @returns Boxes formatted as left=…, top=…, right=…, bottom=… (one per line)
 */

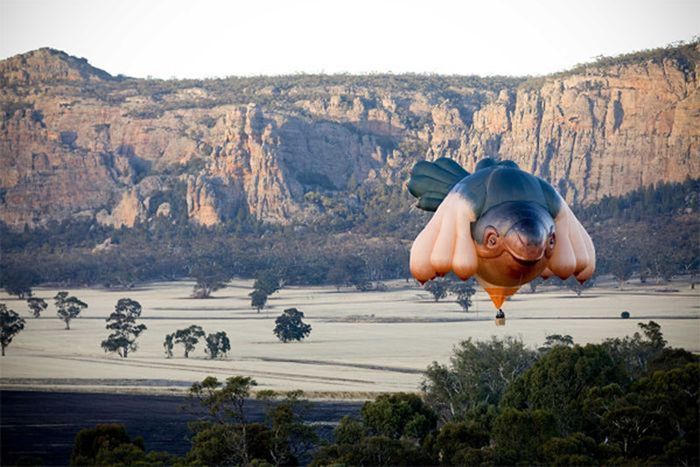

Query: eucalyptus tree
left=101, top=298, right=147, bottom=358
left=1, top=303, right=26, bottom=356
left=54, top=291, right=87, bottom=330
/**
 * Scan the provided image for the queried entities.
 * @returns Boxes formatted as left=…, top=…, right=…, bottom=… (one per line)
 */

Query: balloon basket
left=495, top=318, right=506, bottom=326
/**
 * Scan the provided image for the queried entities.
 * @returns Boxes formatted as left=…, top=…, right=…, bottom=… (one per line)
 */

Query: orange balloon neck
left=483, top=286, right=520, bottom=309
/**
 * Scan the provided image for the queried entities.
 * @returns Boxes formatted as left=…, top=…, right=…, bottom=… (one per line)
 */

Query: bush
left=621, top=311, right=630, bottom=319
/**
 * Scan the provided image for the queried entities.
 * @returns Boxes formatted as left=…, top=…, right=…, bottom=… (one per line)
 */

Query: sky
left=1, top=0, right=698, bottom=79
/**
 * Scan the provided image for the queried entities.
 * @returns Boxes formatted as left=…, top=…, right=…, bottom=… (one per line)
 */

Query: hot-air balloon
left=408, top=157, right=595, bottom=325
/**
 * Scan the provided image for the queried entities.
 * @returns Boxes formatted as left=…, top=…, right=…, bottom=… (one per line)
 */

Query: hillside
left=0, top=43, right=699, bottom=230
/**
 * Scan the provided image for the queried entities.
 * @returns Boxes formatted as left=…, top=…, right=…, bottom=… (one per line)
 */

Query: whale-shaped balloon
left=408, top=157, right=595, bottom=310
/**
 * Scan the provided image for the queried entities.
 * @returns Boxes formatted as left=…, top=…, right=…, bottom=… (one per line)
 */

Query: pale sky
left=1, top=0, right=698, bottom=79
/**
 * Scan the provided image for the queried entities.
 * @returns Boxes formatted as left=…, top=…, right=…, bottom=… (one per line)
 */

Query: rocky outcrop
left=186, top=175, right=223, bottom=226
left=0, top=48, right=113, bottom=85
left=95, top=176, right=168, bottom=227
left=455, top=62, right=700, bottom=203
left=1, top=45, right=698, bottom=229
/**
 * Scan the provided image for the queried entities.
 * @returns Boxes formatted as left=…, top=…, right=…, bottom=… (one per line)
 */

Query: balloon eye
left=487, top=234, right=498, bottom=247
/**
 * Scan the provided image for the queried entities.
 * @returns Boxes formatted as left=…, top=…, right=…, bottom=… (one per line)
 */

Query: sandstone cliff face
left=1, top=46, right=698, bottom=229
left=455, top=62, right=699, bottom=203
left=0, top=48, right=112, bottom=86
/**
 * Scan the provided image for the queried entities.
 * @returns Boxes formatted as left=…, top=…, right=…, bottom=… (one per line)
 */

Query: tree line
left=1, top=178, right=697, bottom=293
left=45, top=321, right=699, bottom=466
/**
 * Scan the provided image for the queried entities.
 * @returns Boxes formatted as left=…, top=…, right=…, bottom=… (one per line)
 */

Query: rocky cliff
left=1, top=45, right=698, bottom=230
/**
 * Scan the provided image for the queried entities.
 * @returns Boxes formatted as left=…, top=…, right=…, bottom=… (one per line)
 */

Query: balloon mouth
left=504, top=220, right=548, bottom=263
left=511, top=255, right=541, bottom=267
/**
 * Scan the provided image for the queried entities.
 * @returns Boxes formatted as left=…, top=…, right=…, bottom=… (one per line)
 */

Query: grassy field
left=1, top=279, right=698, bottom=396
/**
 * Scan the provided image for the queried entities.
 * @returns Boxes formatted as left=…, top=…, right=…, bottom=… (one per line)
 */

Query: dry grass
left=1, top=278, right=698, bottom=396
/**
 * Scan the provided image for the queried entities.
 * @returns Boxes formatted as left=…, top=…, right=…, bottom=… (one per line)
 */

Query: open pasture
left=1, top=279, right=698, bottom=395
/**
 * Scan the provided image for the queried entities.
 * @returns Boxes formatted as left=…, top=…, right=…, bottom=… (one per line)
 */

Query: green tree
left=190, top=256, right=230, bottom=298
left=333, top=416, right=366, bottom=445
left=174, top=325, right=205, bottom=357
left=361, top=393, right=437, bottom=443
left=163, top=333, right=174, bottom=358
left=312, top=436, right=431, bottom=466
left=257, top=389, right=318, bottom=465
left=492, top=408, right=558, bottom=464
left=26, top=297, right=47, bottom=318
left=70, top=423, right=136, bottom=466
left=449, top=280, right=476, bottom=312
left=565, top=276, right=595, bottom=296
left=423, top=277, right=450, bottom=302
left=502, top=344, right=627, bottom=434
left=185, top=376, right=275, bottom=465
left=70, top=423, right=178, bottom=466
left=100, top=298, right=147, bottom=358
left=528, top=276, right=544, bottom=293
left=2, top=267, right=36, bottom=299
left=539, top=334, right=574, bottom=352
left=188, top=375, right=256, bottom=424
left=274, top=308, right=312, bottom=343
left=606, top=249, right=637, bottom=290
left=54, top=292, right=87, bottom=330
left=582, top=363, right=699, bottom=464
left=253, top=270, right=283, bottom=296
left=422, top=336, right=538, bottom=422
left=315, top=394, right=439, bottom=465
left=603, top=320, right=667, bottom=378
left=541, top=432, right=600, bottom=466
left=249, top=289, right=268, bottom=313
left=328, top=255, right=370, bottom=291
left=204, top=331, right=231, bottom=359
left=326, top=263, right=350, bottom=291
left=425, top=420, right=490, bottom=465
left=1, top=303, right=26, bottom=356
left=186, top=421, right=272, bottom=466
left=54, top=291, right=68, bottom=309
left=633, top=362, right=699, bottom=464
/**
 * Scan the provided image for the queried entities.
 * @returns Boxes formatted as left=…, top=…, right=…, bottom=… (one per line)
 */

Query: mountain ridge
left=0, top=47, right=116, bottom=85
left=1, top=42, right=698, bottom=230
